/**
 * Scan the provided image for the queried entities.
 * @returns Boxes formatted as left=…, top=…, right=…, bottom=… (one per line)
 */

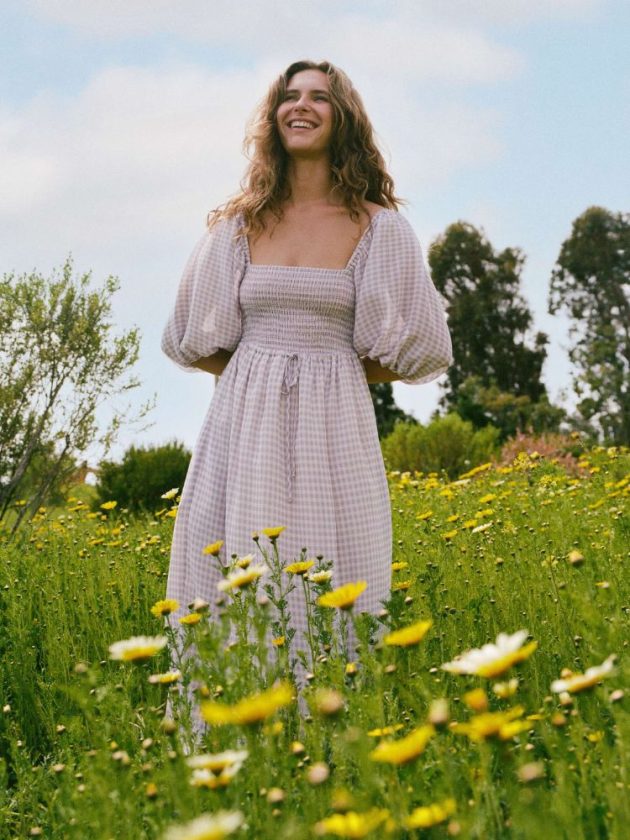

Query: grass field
left=0, top=446, right=628, bottom=839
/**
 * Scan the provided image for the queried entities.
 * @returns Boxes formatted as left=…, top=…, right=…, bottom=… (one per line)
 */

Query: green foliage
left=95, top=441, right=191, bottom=513
left=381, top=412, right=500, bottom=476
left=452, top=375, right=566, bottom=441
left=549, top=206, right=630, bottom=444
left=368, top=382, right=414, bottom=438
left=0, top=256, right=150, bottom=532
left=428, top=223, right=556, bottom=429
left=0, top=446, right=628, bottom=838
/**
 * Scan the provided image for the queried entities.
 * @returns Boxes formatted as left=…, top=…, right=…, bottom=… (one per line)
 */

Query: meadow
left=0, top=445, right=628, bottom=839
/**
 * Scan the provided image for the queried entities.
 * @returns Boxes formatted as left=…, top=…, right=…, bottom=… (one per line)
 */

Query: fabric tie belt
left=280, top=353, right=300, bottom=503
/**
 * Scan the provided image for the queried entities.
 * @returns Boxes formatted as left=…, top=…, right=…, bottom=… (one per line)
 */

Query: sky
left=1, top=0, right=628, bottom=463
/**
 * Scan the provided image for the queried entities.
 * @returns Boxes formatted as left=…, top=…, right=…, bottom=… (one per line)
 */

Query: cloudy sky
left=2, top=0, right=628, bottom=461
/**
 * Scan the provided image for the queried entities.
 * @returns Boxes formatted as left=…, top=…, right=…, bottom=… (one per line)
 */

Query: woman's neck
left=285, top=157, right=337, bottom=207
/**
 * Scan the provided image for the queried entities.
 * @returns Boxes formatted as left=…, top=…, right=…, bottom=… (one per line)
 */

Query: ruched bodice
left=239, top=265, right=357, bottom=354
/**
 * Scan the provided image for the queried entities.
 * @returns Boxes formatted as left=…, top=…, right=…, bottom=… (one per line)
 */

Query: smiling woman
left=160, top=59, right=452, bottom=710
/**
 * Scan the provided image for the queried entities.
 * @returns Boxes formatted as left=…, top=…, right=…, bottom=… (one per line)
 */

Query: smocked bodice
left=239, top=264, right=357, bottom=354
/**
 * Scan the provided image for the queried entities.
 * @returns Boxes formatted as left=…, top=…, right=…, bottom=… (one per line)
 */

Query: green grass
left=0, top=446, right=628, bottom=839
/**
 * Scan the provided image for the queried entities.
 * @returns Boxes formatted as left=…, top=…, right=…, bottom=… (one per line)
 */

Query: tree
left=95, top=442, right=191, bottom=514
left=0, top=256, right=150, bottom=531
left=369, top=383, right=414, bottom=439
left=428, top=222, right=555, bottom=439
left=549, top=206, right=630, bottom=444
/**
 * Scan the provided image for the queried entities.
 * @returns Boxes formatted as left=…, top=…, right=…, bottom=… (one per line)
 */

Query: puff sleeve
left=161, top=216, right=244, bottom=371
left=353, top=211, right=452, bottom=385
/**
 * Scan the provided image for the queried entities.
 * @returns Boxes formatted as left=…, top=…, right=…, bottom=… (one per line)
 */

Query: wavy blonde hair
left=208, top=59, right=403, bottom=236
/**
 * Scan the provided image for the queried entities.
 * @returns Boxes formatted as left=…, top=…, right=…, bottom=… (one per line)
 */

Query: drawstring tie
left=280, top=353, right=300, bottom=503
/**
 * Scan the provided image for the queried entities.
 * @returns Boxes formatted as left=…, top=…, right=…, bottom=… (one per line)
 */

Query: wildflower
left=200, top=682, right=294, bottom=725
left=272, top=636, right=285, bottom=647
left=441, top=630, right=537, bottom=678
left=442, top=530, right=458, bottom=540
left=285, top=560, right=315, bottom=575
left=161, top=488, right=179, bottom=500
left=179, top=612, right=202, bottom=626
left=391, top=579, right=411, bottom=592
left=551, top=655, right=616, bottom=694
left=369, top=725, right=434, bottom=765
left=163, top=810, right=243, bottom=840
left=367, top=724, right=404, bottom=737
left=312, top=688, right=344, bottom=716
left=109, top=635, right=167, bottom=662
left=148, top=670, right=182, bottom=685
left=150, top=599, right=180, bottom=618
left=471, top=522, right=493, bottom=534
left=100, top=501, right=117, bottom=510
left=451, top=706, right=528, bottom=742
left=463, top=688, right=488, bottom=712
left=428, top=698, right=450, bottom=727
left=186, top=750, right=249, bottom=773
left=391, top=561, right=408, bottom=572
left=308, top=570, right=333, bottom=584
left=493, top=678, right=519, bottom=698
left=261, top=526, right=285, bottom=539
left=217, top=563, right=269, bottom=592
left=517, top=762, right=545, bottom=783
left=417, top=510, right=433, bottom=520
left=318, top=581, right=367, bottom=610
left=307, top=762, right=330, bottom=785
left=314, top=808, right=390, bottom=838
left=403, top=798, right=456, bottom=830
left=567, top=550, right=584, bottom=566
left=203, top=540, right=224, bottom=556
left=189, top=763, right=243, bottom=789
left=383, top=619, right=432, bottom=647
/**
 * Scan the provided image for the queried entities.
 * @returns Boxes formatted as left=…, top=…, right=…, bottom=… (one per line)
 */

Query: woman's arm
left=191, top=349, right=234, bottom=375
left=361, top=357, right=401, bottom=384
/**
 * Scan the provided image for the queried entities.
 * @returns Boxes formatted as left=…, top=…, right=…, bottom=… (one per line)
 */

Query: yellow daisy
left=179, top=612, right=202, bottom=626
left=317, top=581, right=367, bottom=610
left=383, top=619, right=432, bottom=647
left=314, top=808, right=390, bottom=838
left=369, top=725, right=435, bottom=765
left=150, top=598, right=180, bottom=618
left=108, top=635, right=167, bottom=662
left=551, top=655, right=616, bottom=694
left=284, top=560, right=315, bottom=575
left=403, top=798, right=456, bottom=830
left=261, top=526, right=286, bottom=539
left=203, top=540, right=224, bottom=556
left=200, top=682, right=294, bottom=726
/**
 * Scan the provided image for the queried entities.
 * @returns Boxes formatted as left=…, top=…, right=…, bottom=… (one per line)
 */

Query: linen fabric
left=161, top=208, right=452, bottom=658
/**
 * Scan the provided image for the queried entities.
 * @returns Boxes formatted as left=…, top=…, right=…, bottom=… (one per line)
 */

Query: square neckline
left=243, top=208, right=390, bottom=273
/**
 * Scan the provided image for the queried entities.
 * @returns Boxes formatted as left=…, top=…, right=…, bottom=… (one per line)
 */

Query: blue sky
left=1, top=0, right=628, bottom=461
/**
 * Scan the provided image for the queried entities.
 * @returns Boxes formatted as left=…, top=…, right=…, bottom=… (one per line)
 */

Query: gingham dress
left=161, top=208, right=452, bottom=654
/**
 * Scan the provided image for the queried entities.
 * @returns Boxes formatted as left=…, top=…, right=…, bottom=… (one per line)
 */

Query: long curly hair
left=208, top=59, right=403, bottom=236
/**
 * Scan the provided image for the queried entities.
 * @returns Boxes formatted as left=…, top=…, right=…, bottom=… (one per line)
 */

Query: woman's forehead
left=286, top=68, right=330, bottom=91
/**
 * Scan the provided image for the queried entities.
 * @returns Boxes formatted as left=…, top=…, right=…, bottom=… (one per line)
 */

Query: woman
left=161, top=59, right=452, bottom=675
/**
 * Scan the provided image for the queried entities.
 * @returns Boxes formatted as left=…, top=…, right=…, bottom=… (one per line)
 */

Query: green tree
left=369, top=382, right=414, bottom=439
left=428, top=223, right=555, bottom=438
left=95, top=441, right=191, bottom=514
left=0, top=256, right=150, bottom=531
left=549, top=206, right=630, bottom=444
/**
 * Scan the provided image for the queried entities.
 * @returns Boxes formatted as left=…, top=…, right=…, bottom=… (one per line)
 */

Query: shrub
left=95, top=441, right=191, bottom=513
left=381, top=413, right=500, bottom=478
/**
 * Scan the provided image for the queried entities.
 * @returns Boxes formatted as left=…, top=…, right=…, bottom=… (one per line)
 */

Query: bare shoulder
left=362, top=200, right=387, bottom=220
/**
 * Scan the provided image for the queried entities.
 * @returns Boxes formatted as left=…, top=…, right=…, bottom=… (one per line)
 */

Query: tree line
left=1, top=205, right=627, bottom=528
left=374, top=205, right=629, bottom=444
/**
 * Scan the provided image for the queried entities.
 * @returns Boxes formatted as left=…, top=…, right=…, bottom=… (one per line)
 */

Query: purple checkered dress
left=161, top=208, right=452, bottom=653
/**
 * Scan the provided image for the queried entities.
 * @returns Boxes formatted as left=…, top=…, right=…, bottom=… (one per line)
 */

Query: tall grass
left=0, top=446, right=628, bottom=839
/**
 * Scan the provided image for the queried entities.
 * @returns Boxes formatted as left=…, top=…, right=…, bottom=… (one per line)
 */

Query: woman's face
left=275, top=69, right=334, bottom=158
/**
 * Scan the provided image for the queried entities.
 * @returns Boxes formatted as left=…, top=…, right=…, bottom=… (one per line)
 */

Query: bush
left=95, top=441, right=191, bottom=513
left=381, top=413, right=500, bottom=478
